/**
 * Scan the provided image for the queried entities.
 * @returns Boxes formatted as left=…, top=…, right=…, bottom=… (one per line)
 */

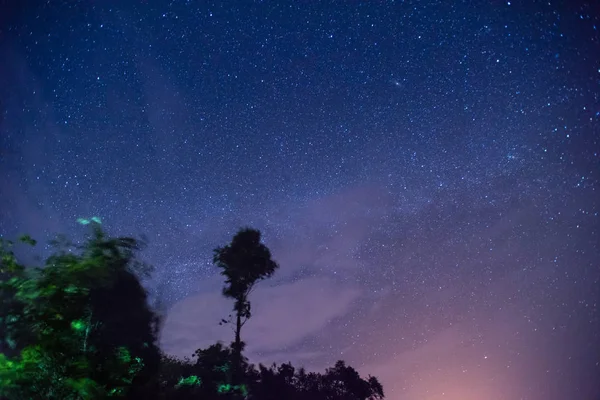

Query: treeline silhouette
left=0, top=223, right=384, bottom=399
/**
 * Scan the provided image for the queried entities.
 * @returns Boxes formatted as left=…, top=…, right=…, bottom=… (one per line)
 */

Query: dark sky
left=1, top=1, right=599, bottom=399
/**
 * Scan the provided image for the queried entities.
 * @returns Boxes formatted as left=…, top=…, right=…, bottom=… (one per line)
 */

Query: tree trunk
left=233, top=312, right=242, bottom=372
left=235, top=313, right=242, bottom=354
left=231, top=310, right=244, bottom=398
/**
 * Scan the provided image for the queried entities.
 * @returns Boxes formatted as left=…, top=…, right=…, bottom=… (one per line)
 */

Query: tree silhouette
left=321, top=360, right=384, bottom=400
left=213, top=227, right=279, bottom=390
left=193, top=342, right=234, bottom=393
left=1, top=224, right=386, bottom=399
left=0, top=236, right=33, bottom=360
left=157, top=352, right=200, bottom=399
left=0, top=225, right=161, bottom=399
left=245, top=360, right=384, bottom=400
left=81, top=227, right=162, bottom=399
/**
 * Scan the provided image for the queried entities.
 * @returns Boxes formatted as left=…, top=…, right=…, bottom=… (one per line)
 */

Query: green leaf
left=217, top=383, right=232, bottom=393
left=175, top=375, right=202, bottom=388
left=71, top=319, right=86, bottom=331
left=18, top=235, right=37, bottom=246
left=64, top=284, right=79, bottom=294
left=116, top=347, right=131, bottom=363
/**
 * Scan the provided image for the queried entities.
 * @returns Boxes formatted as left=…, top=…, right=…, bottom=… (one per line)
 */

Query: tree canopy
left=213, top=228, right=279, bottom=393
left=0, top=225, right=160, bottom=399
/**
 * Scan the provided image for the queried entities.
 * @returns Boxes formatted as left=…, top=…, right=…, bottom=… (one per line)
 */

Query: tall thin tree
left=213, top=228, right=279, bottom=391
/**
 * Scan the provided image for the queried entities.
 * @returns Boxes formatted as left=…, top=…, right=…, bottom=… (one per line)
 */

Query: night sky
left=1, top=1, right=599, bottom=399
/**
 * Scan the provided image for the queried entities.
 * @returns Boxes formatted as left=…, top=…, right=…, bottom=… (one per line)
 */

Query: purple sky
left=1, top=1, right=599, bottom=399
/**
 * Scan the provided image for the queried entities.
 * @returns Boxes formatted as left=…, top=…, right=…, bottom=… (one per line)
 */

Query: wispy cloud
left=161, top=276, right=361, bottom=360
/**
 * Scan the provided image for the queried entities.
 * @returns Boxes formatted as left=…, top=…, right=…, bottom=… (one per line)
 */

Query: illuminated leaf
left=217, top=383, right=232, bottom=393
left=71, top=319, right=86, bottom=331
left=237, top=384, right=248, bottom=396
left=116, top=347, right=131, bottom=363
left=175, top=375, right=202, bottom=388
left=64, top=284, right=79, bottom=294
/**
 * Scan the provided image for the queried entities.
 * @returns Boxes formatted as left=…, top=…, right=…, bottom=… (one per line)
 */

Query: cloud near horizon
left=161, top=276, right=362, bottom=361
left=159, top=184, right=390, bottom=364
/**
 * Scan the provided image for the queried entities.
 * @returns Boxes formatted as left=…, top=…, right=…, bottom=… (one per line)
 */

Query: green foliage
left=0, top=226, right=160, bottom=399
left=0, top=343, right=101, bottom=400
left=217, top=383, right=248, bottom=396
left=0, top=237, right=25, bottom=275
left=175, top=375, right=202, bottom=388
left=66, top=377, right=102, bottom=399
left=18, top=234, right=37, bottom=246
left=71, top=319, right=87, bottom=332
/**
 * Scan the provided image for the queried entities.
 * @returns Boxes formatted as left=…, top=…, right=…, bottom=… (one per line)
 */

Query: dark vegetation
left=0, top=223, right=384, bottom=399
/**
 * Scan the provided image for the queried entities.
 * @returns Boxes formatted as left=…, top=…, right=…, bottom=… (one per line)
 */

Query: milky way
left=1, top=1, right=599, bottom=399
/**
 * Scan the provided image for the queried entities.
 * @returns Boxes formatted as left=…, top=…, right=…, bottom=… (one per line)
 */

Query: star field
left=0, top=1, right=599, bottom=399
